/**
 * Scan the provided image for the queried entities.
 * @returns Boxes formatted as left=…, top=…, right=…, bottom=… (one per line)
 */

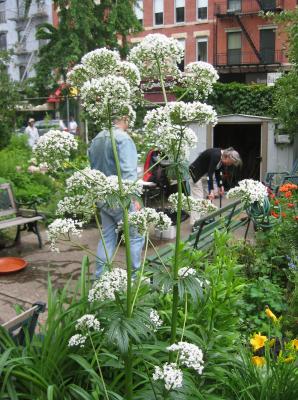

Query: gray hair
left=222, top=147, right=242, bottom=167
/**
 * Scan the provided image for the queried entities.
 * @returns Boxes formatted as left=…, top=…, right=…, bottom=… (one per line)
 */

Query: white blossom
left=181, top=61, right=219, bottom=99
left=80, top=75, right=135, bottom=126
left=67, top=64, right=89, bottom=88
left=178, top=267, right=197, bottom=278
left=88, top=268, right=127, bottom=302
left=149, top=309, right=163, bottom=331
left=129, top=33, right=184, bottom=79
left=167, top=342, right=204, bottom=374
left=68, top=334, right=87, bottom=348
left=33, top=130, right=78, bottom=170
left=75, top=314, right=102, bottom=332
left=152, top=363, right=183, bottom=391
left=47, top=218, right=83, bottom=252
left=227, top=179, right=268, bottom=206
left=168, top=193, right=217, bottom=216
left=121, top=207, right=172, bottom=235
left=81, top=48, right=121, bottom=78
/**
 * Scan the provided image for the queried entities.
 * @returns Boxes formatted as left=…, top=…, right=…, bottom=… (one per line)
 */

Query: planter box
left=154, top=225, right=176, bottom=240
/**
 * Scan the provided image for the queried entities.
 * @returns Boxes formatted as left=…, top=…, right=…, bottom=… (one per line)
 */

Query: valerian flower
left=88, top=268, right=127, bottom=302
left=81, top=48, right=121, bottom=79
left=75, top=314, right=102, bottom=332
left=33, top=130, right=78, bottom=170
left=167, top=341, right=204, bottom=374
left=252, top=356, right=266, bottom=367
left=168, top=193, right=217, bottom=217
left=47, top=218, right=83, bottom=252
left=152, top=362, right=183, bottom=391
left=149, top=309, right=163, bottom=331
left=181, top=61, right=219, bottom=100
left=129, top=33, right=184, bottom=79
left=227, top=179, right=268, bottom=206
left=68, top=334, right=87, bottom=348
left=121, top=207, right=172, bottom=235
left=250, top=332, right=268, bottom=351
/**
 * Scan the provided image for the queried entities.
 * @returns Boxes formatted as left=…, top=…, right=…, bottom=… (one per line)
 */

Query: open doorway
left=214, top=123, right=261, bottom=188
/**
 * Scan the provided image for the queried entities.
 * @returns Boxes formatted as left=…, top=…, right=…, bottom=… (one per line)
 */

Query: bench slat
left=0, top=215, right=43, bottom=230
left=2, top=306, right=40, bottom=331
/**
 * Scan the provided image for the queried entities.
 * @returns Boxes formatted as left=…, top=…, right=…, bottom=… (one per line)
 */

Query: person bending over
left=189, top=147, right=242, bottom=225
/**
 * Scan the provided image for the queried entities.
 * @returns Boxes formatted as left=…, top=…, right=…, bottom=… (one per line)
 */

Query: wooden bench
left=0, top=183, right=44, bottom=248
left=1, top=302, right=46, bottom=345
left=147, top=198, right=248, bottom=268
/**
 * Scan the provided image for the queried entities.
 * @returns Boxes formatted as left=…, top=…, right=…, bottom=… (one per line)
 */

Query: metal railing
left=215, top=0, right=284, bottom=15
left=216, top=49, right=286, bottom=66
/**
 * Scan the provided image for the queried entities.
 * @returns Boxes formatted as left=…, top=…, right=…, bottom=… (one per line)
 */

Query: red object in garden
left=0, top=257, right=28, bottom=274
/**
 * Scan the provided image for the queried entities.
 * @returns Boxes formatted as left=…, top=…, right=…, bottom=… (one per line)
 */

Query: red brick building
left=131, top=0, right=296, bottom=83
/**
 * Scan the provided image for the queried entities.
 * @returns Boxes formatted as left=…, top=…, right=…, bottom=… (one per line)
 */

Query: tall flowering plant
left=34, top=35, right=219, bottom=399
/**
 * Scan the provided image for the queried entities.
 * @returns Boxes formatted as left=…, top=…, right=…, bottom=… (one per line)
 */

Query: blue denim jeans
left=96, top=205, right=145, bottom=278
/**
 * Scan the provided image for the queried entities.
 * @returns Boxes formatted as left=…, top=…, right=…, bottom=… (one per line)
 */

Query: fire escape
left=11, top=1, right=48, bottom=81
left=214, top=0, right=285, bottom=72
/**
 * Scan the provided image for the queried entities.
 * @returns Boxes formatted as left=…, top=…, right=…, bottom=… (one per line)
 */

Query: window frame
left=134, top=0, right=144, bottom=26
left=197, top=36, right=208, bottom=62
left=197, top=0, right=208, bottom=21
left=153, top=0, right=164, bottom=26
left=227, top=31, right=242, bottom=65
left=175, top=0, right=185, bottom=24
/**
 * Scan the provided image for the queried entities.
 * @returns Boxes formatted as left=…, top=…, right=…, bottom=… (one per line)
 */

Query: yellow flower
left=265, top=307, right=278, bottom=323
left=283, top=356, right=294, bottom=363
left=290, top=339, right=298, bottom=351
left=252, top=356, right=266, bottom=367
left=250, top=333, right=268, bottom=351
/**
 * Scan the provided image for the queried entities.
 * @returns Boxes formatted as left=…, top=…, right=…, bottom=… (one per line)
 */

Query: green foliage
left=0, top=51, right=21, bottom=149
left=175, top=82, right=274, bottom=117
left=34, top=0, right=142, bottom=94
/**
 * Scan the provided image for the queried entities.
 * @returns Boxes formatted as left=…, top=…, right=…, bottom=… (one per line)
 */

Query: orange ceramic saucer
left=0, top=258, right=28, bottom=274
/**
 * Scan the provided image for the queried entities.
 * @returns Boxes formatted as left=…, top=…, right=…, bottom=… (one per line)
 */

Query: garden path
left=0, top=198, right=254, bottom=324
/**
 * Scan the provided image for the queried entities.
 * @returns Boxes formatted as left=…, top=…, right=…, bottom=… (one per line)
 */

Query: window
left=197, top=37, right=208, bottom=61
left=260, top=29, right=275, bottom=63
left=154, top=0, right=163, bottom=25
left=260, top=0, right=276, bottom=11
left=227, top=32, right=241, bottom=64
left=0, top=0, right=6, bottom=23
left=177, top=38, right=185, bottom=70
left=227, top=0, right=241, bottom=12
left=0, top=32, right=7, bottom=50
left=134, top=0, right=143, bottom=26
left=197, top=0, right=208, bottom=20
left=175, top=0, right=185, bottom=23
left=19, top=65, right=27, bottom=81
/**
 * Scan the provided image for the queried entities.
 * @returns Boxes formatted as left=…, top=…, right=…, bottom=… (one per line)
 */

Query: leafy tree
left=0, top=51, right=20, bottom=149
left=33, top=0, right=142, bottom=94
left=269, top=9, right=298, bottom=137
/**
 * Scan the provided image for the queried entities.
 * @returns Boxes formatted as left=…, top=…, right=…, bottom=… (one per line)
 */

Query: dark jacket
left=189, top=148, right=223, bottom=192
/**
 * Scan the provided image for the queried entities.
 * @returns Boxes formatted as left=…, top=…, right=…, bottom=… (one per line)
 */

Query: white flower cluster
left=123, top=207, right=172, bottom=235
left=152, top=363, right=183, bottom=391
left=75, top=314, right=102, bottom=332
left=33, top=130, right=78, bottom=170
left=57, top=169, right=143, bottom=220
left=88, top=268, right=127, bottom=302
left=227, top=179, right=268, bottom=206
left=168, top=193, right=217, bottom=216
left=80, top=76, right=135, bottom=126
left=129, top=33, right=184, bottom=79
left=178, top=267, right=197, bottom=278
left=181, top=61, right=219, bottom=99
left=68, top=333, right=87, bottom=348
left=47, top=218, right=83, bottom=252
left=67, top=48, right=141, bottom=125
left=167, top=342, right=204, bottom=374
left=149, top=309, right=163, bottom=331
left=144, top=102, right=216, bottom=159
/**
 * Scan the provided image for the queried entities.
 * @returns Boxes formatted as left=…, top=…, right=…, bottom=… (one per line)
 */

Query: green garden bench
left=147, top=198, right=248, bottom=268
left=1, top=302, right=46, bottom=345
left=0, top=183, right=44, bottom=248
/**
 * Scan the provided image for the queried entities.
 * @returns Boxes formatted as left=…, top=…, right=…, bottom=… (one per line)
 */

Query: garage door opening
left=214, top=123, right=261, bottom=188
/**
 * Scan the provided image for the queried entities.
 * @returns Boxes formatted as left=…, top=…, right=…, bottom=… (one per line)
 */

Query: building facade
left=0, top=0, right=53, bottom=82
left=131, top=0, right=297, bottom=83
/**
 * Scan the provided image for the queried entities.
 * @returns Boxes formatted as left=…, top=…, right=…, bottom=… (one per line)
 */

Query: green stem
left=156, top=57, right=168, bottom=104
left=148, top=238, right=171, bottom=278
left=169, top=175, right=183, bottom=354
left=131, top=234, right=149, bottom=313
left=89, top=334, right=110, bottom=400
left=93, top=205, right=112, bottom=271
left=107, top=108, right=133, bottom=399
